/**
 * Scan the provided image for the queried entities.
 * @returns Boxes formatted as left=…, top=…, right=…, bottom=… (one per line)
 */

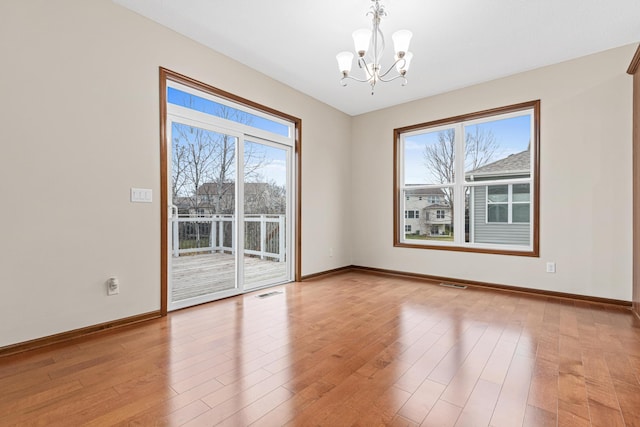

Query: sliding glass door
left=167, top=119, right=240, bottom=310
left=164, top=79, right=295, bottom=311
left=243, top=139, right=291, bottom=290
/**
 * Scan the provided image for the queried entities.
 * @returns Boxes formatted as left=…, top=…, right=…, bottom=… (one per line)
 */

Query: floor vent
left=439, top=283, right=468, bottom=290
left=257, top=291, right=283, bottom=299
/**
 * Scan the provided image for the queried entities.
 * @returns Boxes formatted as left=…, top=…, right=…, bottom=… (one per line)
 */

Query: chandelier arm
left=378, top=57, right=406, bottom=79
left=340, top=75, right=375, bottom=86
left=378, top=74, right=408, bottom=85
left=356, top=57, right=375, bottom=80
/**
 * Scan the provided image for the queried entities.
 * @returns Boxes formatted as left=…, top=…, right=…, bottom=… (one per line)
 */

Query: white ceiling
left=113, top=0, right=640, bottom=116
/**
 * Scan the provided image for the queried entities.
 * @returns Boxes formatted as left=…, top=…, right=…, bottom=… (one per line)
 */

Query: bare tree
left=422, top=127, right=498, bottom=234
left=465, top=126, right=499, bottom=173
left=423, top=127, right=498, bottom=186
left=172, top=124, right=217, bottom=212
left=424, top=129, right=456, bottom=186
left=170, top=95, right=285, bottom=251
left=171, top=142, right=188, bottom=199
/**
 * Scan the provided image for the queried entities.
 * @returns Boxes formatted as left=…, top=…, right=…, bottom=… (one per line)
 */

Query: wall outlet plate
left=107, top=277, right=119, bottom=295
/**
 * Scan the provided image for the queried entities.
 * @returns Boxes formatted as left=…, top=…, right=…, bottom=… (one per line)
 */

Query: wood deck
left=171, top=253, right=288, bottom=301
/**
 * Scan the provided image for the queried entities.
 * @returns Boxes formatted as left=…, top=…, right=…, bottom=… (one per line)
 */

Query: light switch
left=131, top=188, right=152, bottom=203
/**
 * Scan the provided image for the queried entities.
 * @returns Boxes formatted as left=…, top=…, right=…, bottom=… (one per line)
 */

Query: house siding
left=472, top=186, right=530, bottom=245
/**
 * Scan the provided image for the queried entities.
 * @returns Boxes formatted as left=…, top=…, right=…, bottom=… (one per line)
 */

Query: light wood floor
left=1, top=271, right=640, bottom=426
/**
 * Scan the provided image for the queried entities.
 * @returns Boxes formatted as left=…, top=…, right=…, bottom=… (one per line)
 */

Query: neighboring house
left=175, top=182, right=285, bottom=216
left=404, top=187, right=452, bottom=236
left=466, top=149, right=531, bottom=246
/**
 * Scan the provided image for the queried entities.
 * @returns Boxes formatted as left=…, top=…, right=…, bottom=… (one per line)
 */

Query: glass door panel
left=168, top=119, right=238, bottom=310
left=243, top=140, right=290, bottom=290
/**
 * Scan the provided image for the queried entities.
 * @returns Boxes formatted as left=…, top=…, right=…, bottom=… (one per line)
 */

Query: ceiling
left=112, top=0, right=640, bottom=116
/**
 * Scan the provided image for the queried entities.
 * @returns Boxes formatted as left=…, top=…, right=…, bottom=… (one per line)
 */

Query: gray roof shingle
left=466, top=149, right=530, bottom=178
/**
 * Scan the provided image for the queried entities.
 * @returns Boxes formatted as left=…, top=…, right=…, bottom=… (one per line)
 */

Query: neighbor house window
left=405, top=225, right=412, bottom=232
left=405, top=210, right=420, bottom=219
left=487, top=184, right=530, bottom=223
left=394, top=100, right=539, bottom=256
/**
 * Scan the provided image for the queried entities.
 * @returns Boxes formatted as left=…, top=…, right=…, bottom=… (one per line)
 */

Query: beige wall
left=351, top=44, right=635, bottom=301
left=0, top=0, right=352, bottom=347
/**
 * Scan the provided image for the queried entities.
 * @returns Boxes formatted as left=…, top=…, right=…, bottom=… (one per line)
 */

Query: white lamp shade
left=336, top=51, right=354, bottom=74
left=352, top=29, right=372, bottom=56
left=392, top=30, right=413, bottom=55
left=396, top=51, right=413, bottom=73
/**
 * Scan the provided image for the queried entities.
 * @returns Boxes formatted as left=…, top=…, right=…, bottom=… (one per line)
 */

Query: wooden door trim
left=159, top=68, right=302, bottom=314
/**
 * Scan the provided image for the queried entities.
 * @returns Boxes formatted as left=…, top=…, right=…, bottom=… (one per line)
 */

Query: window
left=487, top=184, right=530, bottom=223
left=394, top=101, right=539, bottom=256
left=167, top=87, right=290, bottom=137
left=405, top=210, right=420, bottom=219
left=405, top=225, right=412, bottom=232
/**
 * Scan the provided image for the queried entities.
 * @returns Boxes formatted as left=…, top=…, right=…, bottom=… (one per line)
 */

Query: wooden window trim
left=393, top=100, right=540, bottom=257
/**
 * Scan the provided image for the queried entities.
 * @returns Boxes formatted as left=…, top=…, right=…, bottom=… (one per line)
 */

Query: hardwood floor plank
left=119, top=376, right=226, bottom=426
left=612, top=379, right=640, bottom=426
left=439, top=326, right=502, bottom=407
left=250, top=380, right=335, bottom=427
left=200, top=368, right=277, bottom=409
left=397, top=379, right=446, bottom=424
left=389, top=414, right=420, bottom=427
left=522, top=405, right=557, bottom=427
left=478, top=332, right=518, bottom=385
left=2, top=271, right=640, bottom=426
left=0, top=384, right=119, bottom=426
left=214, top=386, right=294, bottom=426
left=427, top=324, right=486, bottom=385
left=489, top=353, right=535, bottom=427
left=453, top=379, right=501, bottom=427
left=527, top=357, right=558, bottom=414
left=420, top=399, right=462, bottom=427
left=351, top=385, right=412, bottom=426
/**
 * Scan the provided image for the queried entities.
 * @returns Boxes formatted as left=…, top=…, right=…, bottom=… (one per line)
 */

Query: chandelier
left=336, top=0, right=413, bottom=94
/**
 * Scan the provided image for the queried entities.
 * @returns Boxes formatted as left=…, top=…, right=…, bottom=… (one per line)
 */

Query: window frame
left=404, top=209, right=420, bottom=219
left=486, top=184, right=531, bottom=224
left=393, top=100, right=540, bottom=257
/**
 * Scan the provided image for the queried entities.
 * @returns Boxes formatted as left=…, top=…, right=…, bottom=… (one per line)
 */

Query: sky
left=169, top=86, right=290, bottom=191
left=245, top=141, right=287, bottom=187
left=404, top=114, right=532, bottom=185
left=167, top=87, right=289, bottom=137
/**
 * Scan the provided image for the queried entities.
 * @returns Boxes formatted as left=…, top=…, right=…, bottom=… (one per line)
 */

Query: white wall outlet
left=107, top=277, right=120, bottom=295
left=546, top=262, right=556, bottom=273
left=329, top=247, right=333, bottom=257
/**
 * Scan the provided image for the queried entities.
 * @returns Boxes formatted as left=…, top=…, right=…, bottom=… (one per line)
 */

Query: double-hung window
left=394, top=101, right=539, bottom=256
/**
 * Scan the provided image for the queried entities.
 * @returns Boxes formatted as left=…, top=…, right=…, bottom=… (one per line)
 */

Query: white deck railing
left=172, top=214, right=285, bottom=262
